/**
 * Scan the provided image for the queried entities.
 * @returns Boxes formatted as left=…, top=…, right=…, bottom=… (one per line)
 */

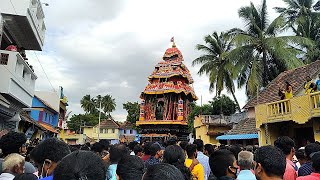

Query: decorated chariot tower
left=136, top=39, right=198, bottom=141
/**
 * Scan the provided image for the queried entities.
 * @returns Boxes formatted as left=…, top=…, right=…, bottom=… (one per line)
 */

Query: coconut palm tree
left=80, top=95, right=97, bottom=114
left=227, top=0, right=313, bottom=97
left=192, top=32, right=241, bottom=111
left=102, top=94, right=116, bottom=117
left=275, top=0, right=320, bottom=62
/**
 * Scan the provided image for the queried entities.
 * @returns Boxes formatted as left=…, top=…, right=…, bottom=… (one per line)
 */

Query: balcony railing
left=201, top=115, right=231, bottom=126
left=256, top=92, right=320, bottom=127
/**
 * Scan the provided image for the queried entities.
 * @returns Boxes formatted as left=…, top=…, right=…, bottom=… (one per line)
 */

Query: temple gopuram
left=136, top=39, right=198, bottom=141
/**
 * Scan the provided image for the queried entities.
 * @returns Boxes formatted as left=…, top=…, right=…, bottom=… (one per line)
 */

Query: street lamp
left=98, top=100, right=102, bottom=141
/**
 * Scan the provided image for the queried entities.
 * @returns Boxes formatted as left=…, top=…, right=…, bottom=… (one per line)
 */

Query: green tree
left=80, top=95, right=97, bottom=114
left=102, top=94, right=116, bottom=117
left=192, top=32, right=241, bottom=112
left=123, top=101, right=140, bottom=124
left=209, top=95, right=237, bottom=116
left=275, top=0, right=320, bottom=62
left=228, top=0, right=313, bottom=97
left=187, top=103, right=213, bottom=131
left=68, top=114, right=98, bottom=132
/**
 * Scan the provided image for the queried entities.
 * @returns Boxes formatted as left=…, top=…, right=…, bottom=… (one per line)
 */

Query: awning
left=39, top=122, right=59, bottom=134
left=216, top=133, right=258, bottom=140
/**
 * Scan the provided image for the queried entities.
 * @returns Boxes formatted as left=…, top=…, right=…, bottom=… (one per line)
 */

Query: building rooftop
left=95, top=118, right=120, bottom=129
left=244, top=60, right=320, bottom=108
left=228, top=118, right=258, bottom=135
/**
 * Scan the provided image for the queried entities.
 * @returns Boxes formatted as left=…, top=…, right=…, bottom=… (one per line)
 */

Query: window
left=22, top=69, right=27, bottom=79
left=130, top=129, right=133, bottom=134
left=100, top=128, right=103, bottom=134
left=112, top=129, right=115, bottom=133
left=0, top=53, right=9, bottom=65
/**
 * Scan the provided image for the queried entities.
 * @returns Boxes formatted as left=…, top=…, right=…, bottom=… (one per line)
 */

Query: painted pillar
left=139, top=99, right=145, bottom=121
left=177, top=99, right=183, bottom=120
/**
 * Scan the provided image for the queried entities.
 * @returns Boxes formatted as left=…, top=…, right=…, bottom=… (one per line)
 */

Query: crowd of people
left=0, top=132, right=319, bottom=180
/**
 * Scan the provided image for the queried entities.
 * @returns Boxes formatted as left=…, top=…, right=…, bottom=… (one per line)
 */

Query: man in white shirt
left=194, top=139, right=211, bottom=180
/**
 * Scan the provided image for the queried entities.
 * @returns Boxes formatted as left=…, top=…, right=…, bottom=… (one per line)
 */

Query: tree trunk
left=231, top=89, right=241, bottom=112
left=262, top=51, right=268, bottom=87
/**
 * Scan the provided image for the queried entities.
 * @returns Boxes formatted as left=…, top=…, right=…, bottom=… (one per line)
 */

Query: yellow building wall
left=83, top=127, right=119, bottom=140
left=194, top=116, right=230, bottom=145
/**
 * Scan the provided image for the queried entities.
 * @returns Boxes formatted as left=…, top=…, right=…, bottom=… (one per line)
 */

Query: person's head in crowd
left=186, top=144, right=197, bottom=159
left=274, top=136, right=295, bottom=160
left=2, top=153, right=25, bottom=176
left=99, top=139, right=110, bottom=151
left=116, top=155, right=144, bottom=180
left=238, top=151, right=254, bottom=170
left=204, top=144, right=214, bottom=156
left=80, top=143, right=91, bottom=151
left=143, top=142, right=152, bottom=155
left=91, top=142, right=108, bottom=158
left=128, top=141, right=138, bottom=152
left=13, top=173, right=38, bottom=180
left=30, top=138, right=71, bottom=178
left=53, top=150, right=105, bottom=180
left=311, top=152, right=320, bottom=173
left=163, top=145, right=192, bottom=180
left=109, top=144, right=129, bottom=164
left=296, top=148, right=307, bottom=165
left=150, top=143, right=162, bottom=159
left=69, top=145, right=78, bottom=152
left=167, top=138, right=177, bottom=146
left=305, top=143, right=320, bottom=161
left=0, top=132, right=27, bottom=157
left=142, top=163, right=185, bottom=180
left=209, top=149, right=238, bottom=179
left=133, top=145, right=143, bottom=157
left=193, top=139, right=204, bottom=152
left=179, top=141, right=188, bottom=152
left=228, top=145, right=242, bottom=160
left=245, top=145, right=254, bottom=152
left=254, top=145, right=286, bottom=180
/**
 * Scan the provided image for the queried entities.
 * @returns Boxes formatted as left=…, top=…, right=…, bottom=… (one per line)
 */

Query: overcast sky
left=27, top=0, right=286, bottom=121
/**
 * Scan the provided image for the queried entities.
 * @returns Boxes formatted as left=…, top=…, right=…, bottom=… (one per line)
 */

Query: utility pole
left=98, top=100, right=102, bottom=141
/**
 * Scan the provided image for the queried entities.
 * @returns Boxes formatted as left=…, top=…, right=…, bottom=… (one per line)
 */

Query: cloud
left=29, top=0, right=285, bottom=121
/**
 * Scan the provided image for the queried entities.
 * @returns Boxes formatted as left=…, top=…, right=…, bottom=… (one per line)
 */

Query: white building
left=0, top=0, right=46, bottom=132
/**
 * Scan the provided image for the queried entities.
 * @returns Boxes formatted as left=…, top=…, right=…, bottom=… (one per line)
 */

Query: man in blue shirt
left=316, top=74, right=320, bottom=91
left=237, top=151, right=256, bottom=180
left=145, top=143, right=163, bottom=169
left=106, top=144, right=129, bottom=180
left=194, top=139, right=211, bottom=180
left=298, top=143, right=320, bottom=177
left=29, top=138, right=71, bottom=180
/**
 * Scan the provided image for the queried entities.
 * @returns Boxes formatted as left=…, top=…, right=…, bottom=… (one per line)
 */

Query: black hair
left=99, top=140, right=110, bottom=150
left=312, top=152, right=320, bottom=173
left=150, top=143, right=161, bottom=156
left=163, top=145, right=192, bottom=180
left=143, top=142, right=152, bottom=155
left=295, top=149, right=306, bottom=161
left=109, top=144, right=129, bottom=164
left=186, top=144, right=197, bottom=158
left=13, top=173, right=38, bottom=180
left=91, top=142, right=104, bottom=153
left=133, top=145, right=143, bottom=155
left=209, top=149, right=235, bottom=178
left=0, top=132, right=27, bottom=156
left=30, top=138, right=71, bottom=163
left=228, top=145, right=242, bottom=160
left=204, top=144, right=214, bottom=156
left=53, top=150, right=105, bottom=180
left=128, top=141, right=138, bottom=151
left=193, top=139, right=204, bottom=151
left=116, top=155, right=144, bottom=180
left=274, top=136, right=295, bottom=155
left=254, top=145, right=286, bottom=177
left=179, top=141, right=188, bottom=151
left=305, top=143, right=320, bottom=160
left=167, top=138, right=177, bottom=146
left=142, top=163, right=185, bottom=180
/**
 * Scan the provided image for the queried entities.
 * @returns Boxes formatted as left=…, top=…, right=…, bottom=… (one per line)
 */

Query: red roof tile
left=228, top=118, right=257, bottom=135
left=95, top=118, right=120, bottom=129
left=244, top=60, right=320, bottom=108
